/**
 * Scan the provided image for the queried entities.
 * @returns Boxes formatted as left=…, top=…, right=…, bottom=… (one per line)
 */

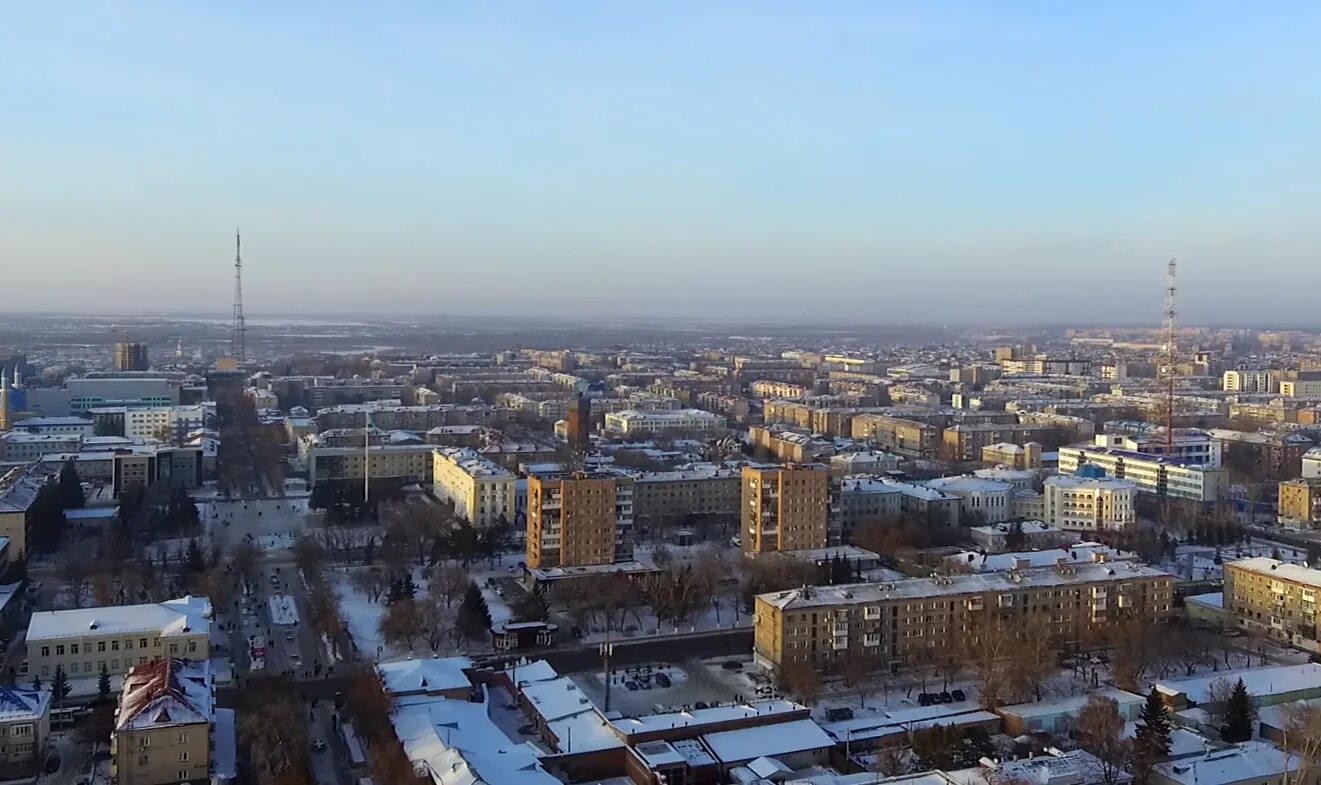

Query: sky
left=4, top=2, right=1321, bottom=326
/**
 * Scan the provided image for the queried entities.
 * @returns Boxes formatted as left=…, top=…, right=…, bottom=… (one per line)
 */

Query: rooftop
left=761, top=562, right=1172, bottom=609
left=701, top=717, right=833, bottom=764
left=1227, top=558, right=1321, bottom=589
left=612, top=700, right=805, bottom=737
left=0, top=686, right=50, bottom=722
left=28, top=595, right=212, bottom=642
left=117, top=658, right=213, bottom=730
left=1154, top=741, right=1300, bottom=785
left=378, top=657, right=473, bottom=696
left=434, top=447, right=512, bottom=478
left=1155, top=663, right=1321, bottom=704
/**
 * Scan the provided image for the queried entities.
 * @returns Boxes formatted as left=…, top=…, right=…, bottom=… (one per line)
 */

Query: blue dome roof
left=1075, top=463, right=1108, bottom=479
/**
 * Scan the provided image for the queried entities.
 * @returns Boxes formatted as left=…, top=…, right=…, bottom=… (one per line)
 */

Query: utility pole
left=1161, top=258, right=1178, bottom=455
left=599, top=632, right=615, bottom=714
left=231, top=229, right=247, bottom=362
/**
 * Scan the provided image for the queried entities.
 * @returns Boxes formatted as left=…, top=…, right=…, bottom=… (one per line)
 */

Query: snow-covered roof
left=0, top=686, right=50, bottom=722
left=378, top=657, right=473, bottom=696
left=503, top=659, right=559, bottom=686
left=701, top=718, right=833, bottom=764
left=392, top=695, right=559, bottom=785
left=823, top=705, right=997, bottom=743
left=922, top=475, right=1013, bottom=495
left=612, top=700, right=806, bottom=737
left=999, top=688, right=1144, bottom=719
left=116, top=658, right=213, bottom=730
left=948, top=544, right=1132, bottom=573
left=1227, top=558, right=1321, bottom=589
left=1154, top=741, right=1301, bottom=785
left=28, top=595, right=212, bottom=642
left=1155, top=663, right=1321, bottom=704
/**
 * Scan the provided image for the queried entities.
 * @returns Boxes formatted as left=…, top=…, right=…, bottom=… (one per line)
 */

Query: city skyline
left=6, top=3, right=1321, bottom=323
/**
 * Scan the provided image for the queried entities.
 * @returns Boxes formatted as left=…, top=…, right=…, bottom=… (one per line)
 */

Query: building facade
left=754, top=562, right=1174, bottom=676
left=0, top=687, right=50, bottom=779
left=1041, top=475, right=1137, bottom=532
left=630, top=467, right=742, bottom=531
left=1225, top=559, right=1321, bottom=651
left=113, top=343, right=150, bottom=372
left=111, top=659, right=216, bottom=785
left=24, top=597, right=212, bottom=681
left=741, top=464, right=835, bottom=555
left=525, top=472, right=634, bottom=570
left=1278, top=478, right=1321, bottom=528
left=1058, top=446, right=1227, bottom=503
left=431, top=448, right=515, bottom=528
left=603, top=409, right=727, bottom=437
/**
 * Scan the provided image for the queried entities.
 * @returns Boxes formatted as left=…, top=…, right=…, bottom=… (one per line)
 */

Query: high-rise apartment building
left=754, top=562, right=1173, bottom=676
left=526, top=471, right=634, bottom=569
left=113, top=342, right=150, bottom=372
left=741, top=464, right=834, bottom=555
left=565, top=395, right=591, bottom=455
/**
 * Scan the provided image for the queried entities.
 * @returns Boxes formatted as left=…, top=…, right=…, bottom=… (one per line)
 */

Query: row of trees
left=373, top=566, right=494, bottom=654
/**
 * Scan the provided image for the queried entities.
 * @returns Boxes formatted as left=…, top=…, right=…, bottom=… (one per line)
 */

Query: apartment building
left=922, top=475, right=1016, bottom=524
left=754, top=562, right=1173, bottom=676
left=314, top=403, right=499, bottom=432
left=850, top=414, right=939, bottom=459
left=302, top=437, right=434, bottom=487
left=763, top=400, right=815, bottom=429
left=1224, top=558, right=1321, bottom=651
left=1058, top=446, right=1227, bottom=503
left=982, top=441, right=1043, bottom=470
left=0, top=432, right=82, bottom=462
left=1041, top=475, right=1137, bottom=532
left=741, top=464, right=835, bottom=555
left=0, top=465, right=52, bottom=562
left=1281, top=380, right=1321, bottom=398
left=830, top=450, right=900, bottom=475
left=1278, top=478, right=1321, bottom=528
left=24, top=597, right=212, bottom=681
left=838, top=477, right=961, bottom=531
left=0, top=687, right=50, bottom=779
left=431, top=447, right=515, bottom=528
left=1223, top=369, right=1279, bottom=393
left=603, top=409, right=726, bottom=437
left=942, top=423, right=1052, bottom=463
left=631, top=466, right=742, bottom=530
left=749, top=380, right=810, bottom=399
left=1208, top=429, right=1313, bottom=479
left=1305, top=448, right=1321, bottom=479
left=526, top=471, right=634, bottom=570
left=113, top=342, right=150, bottom=372
left=111, top=659, right=225, bottom=785
left=749, top=426, right=833, bottom=463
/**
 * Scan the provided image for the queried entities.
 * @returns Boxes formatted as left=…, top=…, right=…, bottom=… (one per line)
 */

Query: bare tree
left=427, top=564, right=470, bottom=609
left=960, top=615, right=1017, bottom=710
left=351, top=568, right=390, bottom=604
left=418, top=599, right=458, bottom=653
left=1279, top=701, right=1321, bottom=785
left=1202, top=677, right=1237, bottom=731
left=232, top=539, right=265, bottom=583
left=840, top=652, right=879, bottom=708
left=1076, top=695, right=1132, bottom=785
left=378, top=599, right=422, bottom=653
left=779, top=660, right=821, bottom=705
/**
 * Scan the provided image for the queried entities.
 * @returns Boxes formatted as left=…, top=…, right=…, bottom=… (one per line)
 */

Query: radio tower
left=231, top=229, right=246, bottom=362
left=1161, top=258, right=1178, bottom=455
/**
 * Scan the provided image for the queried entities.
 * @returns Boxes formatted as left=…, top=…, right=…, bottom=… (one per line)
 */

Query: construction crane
left=1161, top=259, right=1178, bottom=455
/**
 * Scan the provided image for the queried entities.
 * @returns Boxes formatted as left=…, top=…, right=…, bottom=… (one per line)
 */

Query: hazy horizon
left=6, top=3, right=1321, bottom=323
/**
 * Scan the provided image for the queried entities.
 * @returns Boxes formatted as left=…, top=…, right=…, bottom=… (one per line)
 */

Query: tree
left=912, top=724, right=994, bottom=770
left=31, top=675, right=42, bottom=692
left=1278, top=702, right=1321, bottom=785
left=509, top=588, right=550, bottom=624
left=1004, top=519, right=1026, bottom=550
left=97, top=663, right=112, bottom=703
left=1132, top=688, right=1173, bottom=785
left=351, top=568, right=390, bottom=604
left=183, top=539, right=206, bottom=577
left=1221, top=678, right=1256, bottom=743
left=839, top=652, right=879, bottom=708
left=59, top=460, right=85, bottom=509
left=1076, top=695, right=1131, bottom=785
left=779, top=660, right=821, bottom=705
left=52, top=666, right=72, bottom=705
left=378, top=599, right=423, bottom=653
left=292, top=534, right=328, bottom=578
left=232, top=540, right=265, bottom=584
left=418, top=599, right=458, bottom=652
left=960, top=615, right=1017, bottom=710
left=428, top=564, right=470, bottom=609
left=457, top=582, right=492, bottom=642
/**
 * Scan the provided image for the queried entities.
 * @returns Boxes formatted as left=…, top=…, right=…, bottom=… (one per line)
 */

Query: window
left=178, top=771, right=190, bottom=781
left=98, top=641, right=106, bottom=652
left=12, top=725, right=33, bottom=737
left=70, top=644, right=79, bottom=655
left=188, top=641, right=197, bottom=653
left=125, top=639, right=133, bottom=650
left=112, top=641, right=120, bottom=651
left=55, top=645, right=64, bottom=656
left=40, top=647, right=49, bottom=658
left=178, top=732, right=189, bottom=743
left=140, top=638, right=148, bottom=649
left=178, top=751, right=189, bottom=762
left=169, top=644, right=179, bottom=655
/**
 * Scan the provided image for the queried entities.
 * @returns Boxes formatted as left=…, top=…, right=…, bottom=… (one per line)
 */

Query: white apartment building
left=603, top=408, right=727, bottom=436
left=1091, top=432, right=1221, bottom=467
left=1042, top=475, right=1137, bottom=532
left=748, top=380, right=809, bottom=399
left=921, top=475, right=1016, bottom=524
left=1223, top=369, right=1278, bottom=393
left=1305, top=447, right=1321, bottom=479
left=1059, top=446, right=1227, bottom=503
left=431, top=447, right=515, bottom=527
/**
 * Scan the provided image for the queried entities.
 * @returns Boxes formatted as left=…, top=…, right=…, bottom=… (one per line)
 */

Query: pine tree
left=457, top=582, right=492, bottom=642
left=1135, top=687, right=1172, bottom=758
left=184, top=538, right=206, bottom=575
left=98, top=663, right=112, bottom=703
left=32, top=675, right=42, bottom=692
left=58, top=460, right=85, bottom=509
left=1221, top=678, right=1256, bottom=743
left=52, top=666, right=71, bottom=705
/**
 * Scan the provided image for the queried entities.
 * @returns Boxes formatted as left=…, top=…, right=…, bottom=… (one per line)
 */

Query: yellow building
left=754, top=562, right=1174, bottom=676
left=982, top=441, right=1043, bottom=470
left=24, top=597, right=212, bottom=681
left=850, top=415, right=938, bottom=459
left=111, top=659, right=222, bottom=785
left=1278, top=478, right=1321, bottom=528
left=526, top=472, right=633, bottom=570
left=431, top=447, right=515, bottom=528
left=1225, top=558, right=1321, bottom=650
left=0, top=466, right=52, bottom=563
left=741, top=464, right=833, bottom=555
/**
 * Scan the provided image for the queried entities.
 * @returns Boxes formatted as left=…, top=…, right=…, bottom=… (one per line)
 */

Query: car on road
left=624, top=681, right=639, bottom=691
left=312, top=739, right=327, bottom=752
left=654, top=672, right=671, bottom=688
left=44, top=755, right=60, bottom=773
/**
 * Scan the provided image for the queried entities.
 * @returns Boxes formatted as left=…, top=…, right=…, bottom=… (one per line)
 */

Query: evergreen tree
left=1135, top=687, right=1172, bottom=758
left=98, top=663, right=112, bottom=703
left=29, top=483, right=69, bottom=554
left=52, top=666, right=71, bottom=705
left=457, top=581, right=492, bottom=641
left=58, top=460, right=85, bottom=509
left=1221, top=678, right=1256, bottom=743
left=32, top=675, right=42, bottom=692
left=184, top=538, right=206, bottom=575
left=1005, top=519, right=1027, bottom=551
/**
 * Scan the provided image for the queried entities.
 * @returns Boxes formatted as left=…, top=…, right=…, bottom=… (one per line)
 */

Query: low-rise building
left=1152, top=741, right=1303, bottom=785
left=851, top=414, right=939, bottom=459
left=921, top=475, right=1016, bottom=524
left=0, top=687, right=51, bottom=779
left=630, top=465, right=742, bottom=531
left=1058, top=446, right=1227, bottom=503
left=25, top=596, right=212, bottom=681
left=981, top=441, right=1043, bottom=469
left=431, top=447, right=515, bottom=528
left=0, top=465, right=51, bottom=562
left=111, top=659, right=226, bottom=785
left=754, top=562, right=1174, bottom=676
left=830, top=450, right=901, bottom=475
left=1042, top=475, right=1137, bottom=532
left=969, top=521, right=1073, bottom=552
left=603, top=408, right=727, bottom=437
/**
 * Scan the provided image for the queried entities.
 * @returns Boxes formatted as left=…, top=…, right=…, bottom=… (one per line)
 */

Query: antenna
left=1161, top=259, right=1177, bottom=456
left=231, top=229, right=246, bottom=362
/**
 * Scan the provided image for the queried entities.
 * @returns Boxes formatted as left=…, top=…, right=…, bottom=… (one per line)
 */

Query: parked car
left=655, top=672, right=671, bottom=688
left=721, top=661, right=743, bottom=671
left=940, top=691, right=953, bottom=703
left=44, top=755, right=60, bottom=774
left=917, top=693, right=932, bottom=706
left=625, top=681, right=639, bottom=691
left=951, top=689, right=966, bottom=702
left=825, top=707, right=854, bottom=722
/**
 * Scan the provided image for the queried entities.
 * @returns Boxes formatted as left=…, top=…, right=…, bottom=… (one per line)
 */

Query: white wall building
left=1223, top=369, right=1279, bottom=393
left=922, top=475, right=1016, bottom=524
left=431, top=447, right=515, bottom=528
left=1042, top=475, right=1137, bottom=532
left=1304, top=447, right=1321, bottom=480
left=603, top=408, right=727, bottom=436
left=1059, top=446, right=1227, bottom=503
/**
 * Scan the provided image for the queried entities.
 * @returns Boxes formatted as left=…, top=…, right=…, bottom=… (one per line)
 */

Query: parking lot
left=571, top=659, right=764, bottom=717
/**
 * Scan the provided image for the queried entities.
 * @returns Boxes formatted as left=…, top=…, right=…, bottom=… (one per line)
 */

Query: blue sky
left=4, top=3, right=1321, bottom=324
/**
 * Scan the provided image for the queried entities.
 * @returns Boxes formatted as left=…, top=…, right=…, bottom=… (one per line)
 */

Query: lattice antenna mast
left=1161, top=259, right=1178, bottom=454
left=231, top=229, right=246, bottom=362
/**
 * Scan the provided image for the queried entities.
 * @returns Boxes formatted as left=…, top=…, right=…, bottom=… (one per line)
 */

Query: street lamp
left=600, top=639, right=615, bottom=713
